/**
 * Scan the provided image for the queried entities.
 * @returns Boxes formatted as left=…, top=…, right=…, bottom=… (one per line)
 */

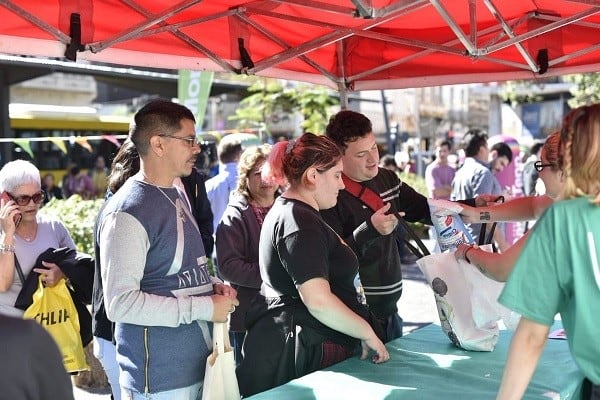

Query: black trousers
left=583, top=377, right=600, bottom=400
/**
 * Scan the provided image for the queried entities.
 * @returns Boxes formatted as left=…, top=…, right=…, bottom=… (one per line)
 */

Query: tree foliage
left=499, top=80, right=544, bottom=107
left=229, top=79, right=339, bottom=136
left=40, top=196, right=104, bottom=256
left=563, top=73, right=600, bottom=108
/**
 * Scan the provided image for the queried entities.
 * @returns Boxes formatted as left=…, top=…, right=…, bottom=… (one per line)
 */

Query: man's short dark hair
left=436, top=138, right=452, bottom=150
left=462, top=129, right=488, bottom=158
left=130, top=99, right=195, bottom=156
left=325, top=110, right=373, bottom=152
left=379, top=154, right=397, bottom=169
left=490, top=142, right=513, bottom=163
left=529, top=141, right=545, bottom=158
left=218, top=141, right=243, bottom=164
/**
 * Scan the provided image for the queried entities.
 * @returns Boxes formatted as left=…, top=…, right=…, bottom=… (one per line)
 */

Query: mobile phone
left=1, top=191, right=22, bottom=227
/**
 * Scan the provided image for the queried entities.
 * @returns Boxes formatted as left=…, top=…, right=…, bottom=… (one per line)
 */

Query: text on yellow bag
left=23, top=276, right=89, bottom=373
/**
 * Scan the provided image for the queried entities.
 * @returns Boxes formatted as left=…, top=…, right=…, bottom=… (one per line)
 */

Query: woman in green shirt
left=497, top=104, right=600, bottom=400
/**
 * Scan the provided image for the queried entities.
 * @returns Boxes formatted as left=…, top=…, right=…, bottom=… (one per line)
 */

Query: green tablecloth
left=247, top=323, right=583, bottom=399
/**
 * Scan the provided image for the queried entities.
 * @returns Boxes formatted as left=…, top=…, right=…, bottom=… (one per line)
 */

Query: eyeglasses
left=534, top=161, right=555, bottom=172
left=158, top=134, right=199, bottom=147
left=9, top=190, right=46, bottom=206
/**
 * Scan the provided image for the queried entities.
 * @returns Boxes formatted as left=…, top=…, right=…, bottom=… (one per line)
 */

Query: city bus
left=7, top=110, right=132, bottom=182
left=4, top=107, right=258, bottom=182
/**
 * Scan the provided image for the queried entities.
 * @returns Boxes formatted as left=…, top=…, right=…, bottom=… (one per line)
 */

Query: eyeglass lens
left=160, top=134, right=198, bottom=146
left=534, top=161, right=553, bottom=172
left=12, top=191, right=45, bottom=205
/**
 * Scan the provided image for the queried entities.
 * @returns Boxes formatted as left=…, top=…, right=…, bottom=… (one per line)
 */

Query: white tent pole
left=339, top=86, right=349, bottom=109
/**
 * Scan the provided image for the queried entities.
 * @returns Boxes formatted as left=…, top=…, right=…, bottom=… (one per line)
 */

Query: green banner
left=178, top=70, right=214, bottom=130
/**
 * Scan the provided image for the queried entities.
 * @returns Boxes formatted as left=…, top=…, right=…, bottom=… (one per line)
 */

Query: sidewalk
left=73, top=385, right=111, bottom=400
left=73, top=242, right=439, bottom=400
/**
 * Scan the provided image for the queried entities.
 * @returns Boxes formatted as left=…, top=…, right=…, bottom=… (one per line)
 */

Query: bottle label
left=433, top=214, right=474, bottom=252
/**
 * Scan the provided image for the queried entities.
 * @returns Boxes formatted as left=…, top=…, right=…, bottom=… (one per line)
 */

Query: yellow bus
left=7, top=112, right=132, bottom=182
left=5, top=107, right=263, bottom=183
left=5, top=110, right=229, bottom=182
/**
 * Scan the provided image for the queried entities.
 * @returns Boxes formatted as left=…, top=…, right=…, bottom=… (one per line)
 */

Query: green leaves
left=40, top=196, right=104, bottom=256
left=229, top=78, right=339, bottom=137
left=563, top=73, right=600, bottom=108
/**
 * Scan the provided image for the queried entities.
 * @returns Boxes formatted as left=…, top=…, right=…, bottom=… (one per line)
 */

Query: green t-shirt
left=499, top=196, right=600, bottom=384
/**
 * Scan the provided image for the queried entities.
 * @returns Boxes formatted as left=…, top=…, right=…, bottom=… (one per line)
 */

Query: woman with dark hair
left=237, top=133, right=389, bottom=397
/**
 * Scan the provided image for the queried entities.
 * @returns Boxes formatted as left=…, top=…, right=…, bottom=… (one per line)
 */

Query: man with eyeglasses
left=96, top=99, right=238, bottom=400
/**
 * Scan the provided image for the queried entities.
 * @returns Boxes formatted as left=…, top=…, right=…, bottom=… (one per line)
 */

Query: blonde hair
left=560, top=104, right=600, bottom=204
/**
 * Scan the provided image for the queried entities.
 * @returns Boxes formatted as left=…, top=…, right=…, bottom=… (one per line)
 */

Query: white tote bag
left=416, top=245, right=520, bottom=351
left=202, top=322, right=241, bottom=400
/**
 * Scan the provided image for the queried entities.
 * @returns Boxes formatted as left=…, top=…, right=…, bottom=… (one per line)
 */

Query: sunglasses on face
left=9, top=190, right=46, bottom=206
left=534, top=161, right=555, bottom=172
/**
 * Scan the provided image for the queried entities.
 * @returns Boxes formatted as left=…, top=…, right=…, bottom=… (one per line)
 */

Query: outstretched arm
left=455, top=230, right=530, bottom=281
left=497, top=317, right=549, bottom=400
left=461, top=195, right=553, bottom=224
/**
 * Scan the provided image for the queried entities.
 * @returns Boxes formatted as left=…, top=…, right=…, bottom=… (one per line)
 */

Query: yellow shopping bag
left=23, top=276, right=89, bottom=373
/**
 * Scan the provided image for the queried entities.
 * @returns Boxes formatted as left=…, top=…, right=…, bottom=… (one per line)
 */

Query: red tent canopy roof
left=1, top=1, right=599, bottom=90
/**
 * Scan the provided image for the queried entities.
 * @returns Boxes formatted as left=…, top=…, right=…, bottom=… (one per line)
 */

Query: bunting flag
left=13, top=138, right=34, bottom=158
left=178, top=70, right=214, bottom=129
left=101, top=134, right=121, bottom=148
left=74, top=137, right=93, bottom=153
left=49, top=137, right=68, bottom=154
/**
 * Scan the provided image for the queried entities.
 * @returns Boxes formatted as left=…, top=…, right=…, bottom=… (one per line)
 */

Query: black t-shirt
left=260, top=197, right=365, bottom=314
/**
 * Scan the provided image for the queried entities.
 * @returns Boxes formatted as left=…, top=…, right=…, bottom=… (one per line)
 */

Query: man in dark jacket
left=321, top=110, right=476, bottom=342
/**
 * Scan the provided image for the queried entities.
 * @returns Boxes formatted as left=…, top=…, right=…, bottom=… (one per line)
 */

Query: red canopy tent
left=0, top=0, right=599, bottom=95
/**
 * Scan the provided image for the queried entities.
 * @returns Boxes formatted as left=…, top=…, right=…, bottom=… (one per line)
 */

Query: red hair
left=262, top=133, right=341, bottom=187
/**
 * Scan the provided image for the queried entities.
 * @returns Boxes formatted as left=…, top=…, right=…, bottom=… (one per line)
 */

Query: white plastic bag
left=202, top=322, right=241, bottom=400
left=416, top=245, right=519, bottom=351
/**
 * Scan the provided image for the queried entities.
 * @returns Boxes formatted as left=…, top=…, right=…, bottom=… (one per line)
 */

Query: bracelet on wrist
left=0, top=243, right=15, bottom=253
left=464, top=246, right=474, bottom=264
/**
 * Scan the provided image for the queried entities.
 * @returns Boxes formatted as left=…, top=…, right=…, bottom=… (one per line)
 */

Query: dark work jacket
left=15, top=247, right=94, bottom=347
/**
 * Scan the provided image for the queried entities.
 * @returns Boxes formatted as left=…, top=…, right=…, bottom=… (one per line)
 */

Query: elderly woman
left=0, top=160, right=76, bottom=316
left=236, top=133, right=389, bottom=397
left=215, top=144, right=278, bottom=363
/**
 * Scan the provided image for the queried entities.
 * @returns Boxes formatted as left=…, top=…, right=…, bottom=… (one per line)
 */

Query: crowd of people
left=0, top=98, right=597, bottom=400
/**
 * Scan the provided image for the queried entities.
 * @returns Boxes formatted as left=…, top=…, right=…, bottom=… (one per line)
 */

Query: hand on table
left=360, top=334, right=390, bottom=364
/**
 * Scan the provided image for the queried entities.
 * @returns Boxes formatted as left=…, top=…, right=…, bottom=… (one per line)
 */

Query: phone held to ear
left=1, top=191, right=22, bottom=227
